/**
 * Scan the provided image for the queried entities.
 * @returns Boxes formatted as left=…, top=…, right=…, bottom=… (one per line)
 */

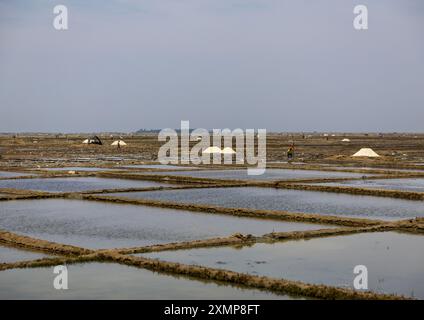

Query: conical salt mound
left=341, top=138, right=350, bottom=142
left=221, top=147, right=236, bottom=154
left=203, top=146, right=221, bottom=154
left=352, top=148, right=380, bottom=157
left=111, top=140, right=127, bottom=146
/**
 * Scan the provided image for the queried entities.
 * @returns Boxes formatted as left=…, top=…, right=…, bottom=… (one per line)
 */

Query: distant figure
left=287, top=146, right=294, bottom=160
left=117, top=141, right=121, bottom=149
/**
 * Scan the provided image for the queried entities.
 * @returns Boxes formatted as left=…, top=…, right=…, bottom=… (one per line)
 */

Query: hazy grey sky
left=0, top=0, right=423, bottom=132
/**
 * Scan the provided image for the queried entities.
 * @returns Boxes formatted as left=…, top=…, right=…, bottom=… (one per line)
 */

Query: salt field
left=0, top=199, right=333, bottom=249
left=311, top=178, right=424, bottom=193
left=2, top=0, right=424, bottom=303
left=0, top=177, right=175, bottom=193
left=1, top=162, right=423, bottom=300
left=104, top=187, right=424, bottom=220
left=1, top=137, right=423, bottom=301
left=0, top=263, right=291, bottom=299
left=135, top=169, right=372, bottom=181
left=142, top=232, right=424, bottom=299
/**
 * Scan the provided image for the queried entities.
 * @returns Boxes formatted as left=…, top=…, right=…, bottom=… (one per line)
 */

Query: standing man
left=287, top=145, right=294, bottom=160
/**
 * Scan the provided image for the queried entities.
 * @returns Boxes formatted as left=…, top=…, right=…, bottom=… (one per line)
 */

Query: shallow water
left=0, top=262, right=292, bottom=299
left=0, top=199, right=333, bottom=249
left=108, top=187, right=424, bottom=220
left=0, top=171, right=31, bottom=178
left=312, top=178, right=424, bottom=193
left=0, top=246, right=51, bottom=263
left=136, top=169, right=371, bottom=181
left=0, top=177, right=175, bottom=193
left=142, top=232, right=424, bottom=299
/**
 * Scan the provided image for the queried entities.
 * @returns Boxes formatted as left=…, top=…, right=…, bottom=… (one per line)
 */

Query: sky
left=0, top=0, right=423, bottom=133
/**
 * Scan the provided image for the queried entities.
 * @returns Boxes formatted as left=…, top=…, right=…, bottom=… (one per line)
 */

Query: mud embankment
left=109, top=226, right=390, bottom=255
left=0, top=230, right=93, bottom=256
left=0, top=227, right=417, bottom=299
left=0, top=171, right=96, bottom=181
left=275, top=183, right=424, bottom=200
left=0, top=254, right=98, bottom=272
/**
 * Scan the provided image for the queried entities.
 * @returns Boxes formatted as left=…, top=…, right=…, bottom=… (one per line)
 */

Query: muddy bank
left=263, top=225, right=390, bottom=240
left=0, top=191, right=59, bottom=201
left=273, top=172, right=424, bottom=184
left=113, top=235, right=253, bottom=255
left=0, top=188, right=49, bottom=195
left=0, top=254, right=98, bottom=272
left=391, top=218, right=424, bottom=234
left=0, top=230, right=93, bottom=256
left=275, top=183, right=424, bottom=200
left=110, top=226, right=389, bottom=255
